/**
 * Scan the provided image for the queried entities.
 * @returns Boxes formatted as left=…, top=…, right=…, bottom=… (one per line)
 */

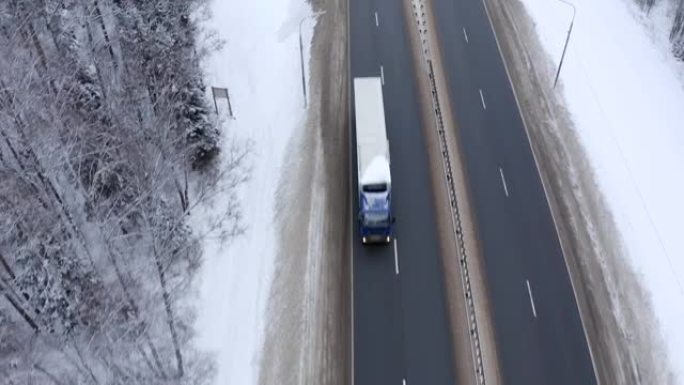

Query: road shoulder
left=258, top=0, right=349, bottom=383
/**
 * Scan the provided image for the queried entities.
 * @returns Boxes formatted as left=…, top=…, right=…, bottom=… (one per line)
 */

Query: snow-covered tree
left=634, top=0, right=684, bottom=60
left=670, top=0, right=684, bottom=58
left=0, top=0, right=240, bottom=383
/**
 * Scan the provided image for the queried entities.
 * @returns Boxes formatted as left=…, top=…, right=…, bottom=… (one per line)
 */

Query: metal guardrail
left=426, top=61, right=485, bottom=385
left=410, top=0, right=486, bottom=383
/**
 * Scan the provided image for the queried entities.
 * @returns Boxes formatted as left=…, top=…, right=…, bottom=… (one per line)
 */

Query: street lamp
left=553, top=0, right=576, bottom=89
left=299, top=11, right=326, bottom=108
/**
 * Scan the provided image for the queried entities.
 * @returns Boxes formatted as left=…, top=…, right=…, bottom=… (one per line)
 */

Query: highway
left=350, top=0, right=598, bottom=384
left=350, top=0, right=456, bottom=384
left=428, top=0, right=598, bottom=383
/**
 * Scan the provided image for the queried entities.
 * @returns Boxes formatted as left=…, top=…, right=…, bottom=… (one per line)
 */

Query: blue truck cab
left=359, top=181, right=393, bottom=244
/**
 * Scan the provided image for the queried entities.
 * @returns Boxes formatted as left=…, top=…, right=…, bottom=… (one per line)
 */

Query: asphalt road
left=350, top=0, right=457, bottom=384
left=429, top=0, right=598, bottom=384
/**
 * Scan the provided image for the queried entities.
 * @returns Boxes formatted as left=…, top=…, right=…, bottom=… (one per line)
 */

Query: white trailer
left=353, top=77, right=393, bottom=244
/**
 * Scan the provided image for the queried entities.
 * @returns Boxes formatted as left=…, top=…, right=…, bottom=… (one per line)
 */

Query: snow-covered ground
left=190, top=0, right=315, bottom=383
left=518, top=0, right=684, bottom=381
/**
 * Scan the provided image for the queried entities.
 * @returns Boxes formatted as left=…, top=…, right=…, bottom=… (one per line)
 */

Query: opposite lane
left=430, top=0, right=598, bottom=384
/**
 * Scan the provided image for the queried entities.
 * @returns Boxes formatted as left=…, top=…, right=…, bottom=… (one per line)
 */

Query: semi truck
left=353, top=77, right=394, bottom=244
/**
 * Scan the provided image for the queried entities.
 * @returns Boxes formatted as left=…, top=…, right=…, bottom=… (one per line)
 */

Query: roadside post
left=299, top=11, right=326, bottom=108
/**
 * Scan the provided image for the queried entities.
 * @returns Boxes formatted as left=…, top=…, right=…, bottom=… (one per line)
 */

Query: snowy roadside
left=484, top=0, right=684, bottom=382
left=190, top=0, right=316, bottom=384
left=518, top=0, right=684, bottom=382
left=258, top=0, right=350, bottom=383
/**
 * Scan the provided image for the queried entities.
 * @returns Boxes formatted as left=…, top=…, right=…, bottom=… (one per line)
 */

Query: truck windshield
left=363, top=211, right=390, bottom=228
left=362, top=183, right=387, bottom=193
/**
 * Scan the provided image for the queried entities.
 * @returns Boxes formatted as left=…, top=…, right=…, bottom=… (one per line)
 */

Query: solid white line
left=499, top=167, right=509, bottom=197
left=350, top=193, right=355, bottom=382
left=463, top=27, right=469, bottom=43
left=375, top=11, right=379, bottom=27
left=393, top=238, right=399, bottom=275
left=526, top=280, right=537, bottom=318
left=347, top=3, right=354, bottom=382
left=479, top=89, right=486, bottom=110
left=380, top=65, right=385, bottom=85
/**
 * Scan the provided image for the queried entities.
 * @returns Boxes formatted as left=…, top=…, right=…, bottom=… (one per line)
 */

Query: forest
left=0, top=0, right=242, bottom=384
left=635, top=0, right=684, bottom=59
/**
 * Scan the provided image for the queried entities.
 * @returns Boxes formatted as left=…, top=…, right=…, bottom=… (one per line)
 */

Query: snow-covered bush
left=635, top=0, right=684, bottom=60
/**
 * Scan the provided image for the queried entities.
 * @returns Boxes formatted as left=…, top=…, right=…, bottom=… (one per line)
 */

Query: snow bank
left=191, top=0, right=315, bottom=384
left=519, top=0, right=684, bottom=381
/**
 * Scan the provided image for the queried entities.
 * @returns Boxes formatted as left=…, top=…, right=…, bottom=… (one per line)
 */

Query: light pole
left=553, top=0, right=576, bottom=89
left=299, top=11, right=326, bottom=108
